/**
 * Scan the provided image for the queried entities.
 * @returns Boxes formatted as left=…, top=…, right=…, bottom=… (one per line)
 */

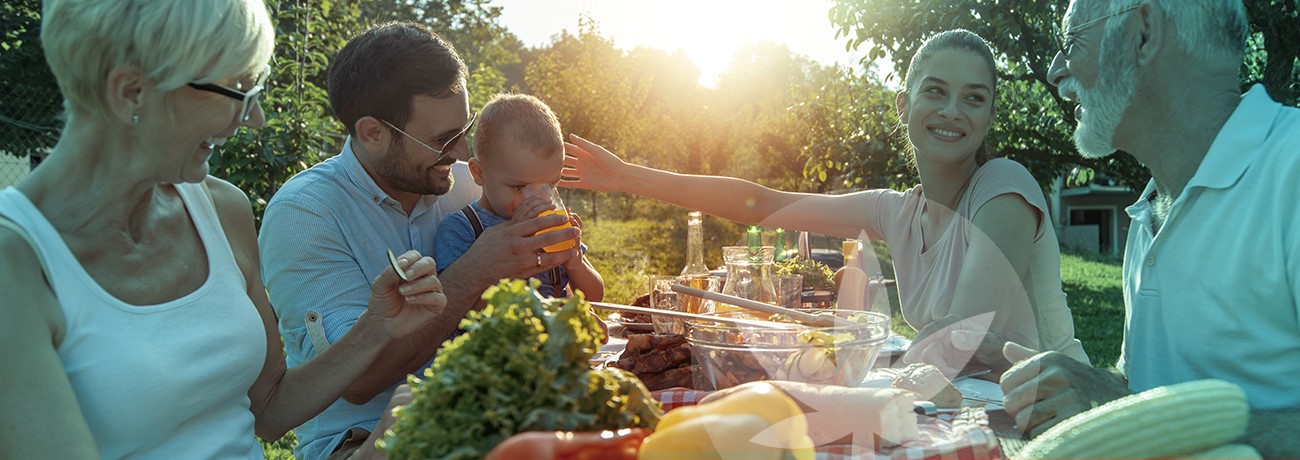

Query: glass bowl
left=686, top=310, right=890, bottom=390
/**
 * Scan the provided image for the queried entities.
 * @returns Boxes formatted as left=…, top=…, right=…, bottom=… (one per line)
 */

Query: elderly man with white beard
left=995, top=0, right=1300, bottom=456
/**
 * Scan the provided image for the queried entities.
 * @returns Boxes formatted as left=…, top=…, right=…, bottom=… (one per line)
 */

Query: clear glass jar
left=719, top=246, right=777, bottom=313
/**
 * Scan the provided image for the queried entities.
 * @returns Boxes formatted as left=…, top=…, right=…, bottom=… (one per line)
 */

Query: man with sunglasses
left=998, top=1, right=1300, bottom=455
left=257, top=21, right=581, bottom=460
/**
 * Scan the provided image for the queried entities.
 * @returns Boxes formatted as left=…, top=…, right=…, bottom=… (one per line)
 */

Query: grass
left=260, top=224, right=1127, bottom=458
left=1058, top=251, right=1126, bottom=367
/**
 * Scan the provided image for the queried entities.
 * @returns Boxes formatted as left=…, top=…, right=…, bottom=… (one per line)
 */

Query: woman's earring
left=132, top=114, right=140, bottom=125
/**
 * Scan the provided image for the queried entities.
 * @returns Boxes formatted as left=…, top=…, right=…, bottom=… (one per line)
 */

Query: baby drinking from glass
left=434, top=93, right=604, bottom=302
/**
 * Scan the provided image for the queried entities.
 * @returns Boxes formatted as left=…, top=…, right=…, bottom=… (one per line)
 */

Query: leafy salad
left=381, top=279, right=663, bottom=460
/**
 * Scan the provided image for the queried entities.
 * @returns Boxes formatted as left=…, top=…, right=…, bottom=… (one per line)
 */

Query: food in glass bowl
left=687, top=310, right=889, bottom=390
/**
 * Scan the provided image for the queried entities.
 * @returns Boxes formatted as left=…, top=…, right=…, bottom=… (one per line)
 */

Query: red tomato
left=485, top=428, right=651, bottom=460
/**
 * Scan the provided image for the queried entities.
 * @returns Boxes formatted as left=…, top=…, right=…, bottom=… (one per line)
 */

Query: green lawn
left=1058, top=251, right=1126, bottom=366
left=260, top=224, right=1127, bottom=458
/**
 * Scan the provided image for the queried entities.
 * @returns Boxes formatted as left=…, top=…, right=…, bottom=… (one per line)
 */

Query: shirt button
left=1146, top=255, right=1156, bottom=266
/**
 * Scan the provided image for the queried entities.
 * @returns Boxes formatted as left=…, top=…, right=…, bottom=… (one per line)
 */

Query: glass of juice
left=524, top=183, right=577, bottom=253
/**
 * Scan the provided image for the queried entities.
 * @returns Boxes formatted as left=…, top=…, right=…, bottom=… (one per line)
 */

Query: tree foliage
left=523, top=21, right=866, bottom=222
left=0, top=0, right=61, bottom=158
left=828, top=0, right=1300, bottom=190
left=211, top=0, right=520, bottom=225
left=210, top=0, right=362, bottom=223
left=790, top=67, right=911, bottom=191
left=359, top=0, right=520, bottom=111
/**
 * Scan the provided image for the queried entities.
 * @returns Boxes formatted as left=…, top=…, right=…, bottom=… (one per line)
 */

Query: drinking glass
left=775, top=274, right=804, bottom=310
left=524, top=183, right=577, bottom=253
left=677, top=274, right=721, bottom=315
left=649, top=276, right=686, bottom=334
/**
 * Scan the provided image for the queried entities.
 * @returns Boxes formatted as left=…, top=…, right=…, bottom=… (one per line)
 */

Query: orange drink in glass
left=526, top=184, right=577, bottom=253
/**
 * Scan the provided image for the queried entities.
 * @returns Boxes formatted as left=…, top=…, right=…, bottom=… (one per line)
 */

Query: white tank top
left=0, top=183, right=266, bottom=459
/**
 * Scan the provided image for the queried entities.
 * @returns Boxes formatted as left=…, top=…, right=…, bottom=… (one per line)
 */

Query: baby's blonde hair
left=41, top=0, right=274, bottom=123
left=473, top=93, right=564, bottom=163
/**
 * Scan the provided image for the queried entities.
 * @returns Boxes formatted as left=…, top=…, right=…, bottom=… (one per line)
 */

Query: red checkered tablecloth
left=650, top=388, right=1003, bottom=460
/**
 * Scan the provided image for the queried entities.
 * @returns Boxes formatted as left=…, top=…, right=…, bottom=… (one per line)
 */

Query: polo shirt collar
left=1186, top=84, right=1281, bottom=192
left=338, top=137, right=394, bottom=206
left=1126, top=179, right=1158, bottom=222
left=338, top=137, right=445, bottom=214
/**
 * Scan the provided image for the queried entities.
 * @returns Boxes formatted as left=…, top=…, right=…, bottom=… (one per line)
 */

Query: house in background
left=1046, top=173, right=1140, bottom=257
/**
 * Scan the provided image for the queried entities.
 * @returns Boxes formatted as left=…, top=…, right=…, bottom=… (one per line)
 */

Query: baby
left=435, top=93, right=604, bottom=302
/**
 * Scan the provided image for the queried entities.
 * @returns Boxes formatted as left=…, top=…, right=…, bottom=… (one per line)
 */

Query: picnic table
left=597, top=335, right=1025, bottom=458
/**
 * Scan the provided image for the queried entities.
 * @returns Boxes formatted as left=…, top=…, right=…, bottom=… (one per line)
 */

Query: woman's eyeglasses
left=188, top=64, right=271, bottom=123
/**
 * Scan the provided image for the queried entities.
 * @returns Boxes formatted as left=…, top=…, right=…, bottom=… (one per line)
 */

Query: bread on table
left=891, top=363, right=963, bottom=408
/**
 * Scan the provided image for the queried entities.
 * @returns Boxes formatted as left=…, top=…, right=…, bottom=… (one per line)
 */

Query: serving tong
left=669, top=284, right=861, bottom=328
left=589, top=301, right=798, bottom=330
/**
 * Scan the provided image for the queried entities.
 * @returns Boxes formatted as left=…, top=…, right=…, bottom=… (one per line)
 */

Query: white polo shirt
left=1119, top=85, right=1300, bottom=410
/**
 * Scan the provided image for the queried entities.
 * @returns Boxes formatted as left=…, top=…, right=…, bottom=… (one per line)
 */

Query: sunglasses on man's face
left=381, top=111, right=478, bottom=165
left=187, top=64, right=271, bottom=123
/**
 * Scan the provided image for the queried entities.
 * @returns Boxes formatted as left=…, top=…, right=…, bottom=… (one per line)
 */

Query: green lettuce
left=381, top=279, right=662, bottom=460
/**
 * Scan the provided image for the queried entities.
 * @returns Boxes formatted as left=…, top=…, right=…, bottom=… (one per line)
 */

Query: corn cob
left=1017, top=379, right=1248, bottom=459
left=1183, top=443, right=1261, bottom=458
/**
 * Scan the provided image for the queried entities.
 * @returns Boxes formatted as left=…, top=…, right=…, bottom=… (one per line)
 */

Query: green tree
left=525, top=18, right=653, bottom=220
left=790, top=66, right=911, bottom=192
left=1243, top=0, right=1299, bottom=105
left=828, top=0, right=1300, bottom=190
left=211, top=0, right=364, bottom=224
left=711, top=42, right=815, bottom=187
left=0, top=0, right=60, bottom=159
left=360, top=0, right=520, bottom=110
left=212, top=0, right=523, bottom=224
left=827, top=0, right=1145, bottom=188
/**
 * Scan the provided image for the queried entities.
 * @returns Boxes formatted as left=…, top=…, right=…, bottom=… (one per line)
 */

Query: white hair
left=41, top=0, right=274, bottom=122
left=1081, top=0, right=1247, bottom=62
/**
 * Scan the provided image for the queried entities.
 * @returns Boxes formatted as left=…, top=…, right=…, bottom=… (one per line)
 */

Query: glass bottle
left=678, top=211, right=714, bottom=314
left=680, top=211, right=710, bottom=277
left=773, top=228, right=787, bottom=261
left=836, top=239, right=867, bottom=310
left=719, top=246, right=777, bottom=315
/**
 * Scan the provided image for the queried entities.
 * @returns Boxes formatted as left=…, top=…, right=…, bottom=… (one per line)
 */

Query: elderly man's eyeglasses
left=1052, top=3, right=1141, bottom=59
left=188, top=64, right=271, bottom=123
left=380, top=111, right=477, bottom=165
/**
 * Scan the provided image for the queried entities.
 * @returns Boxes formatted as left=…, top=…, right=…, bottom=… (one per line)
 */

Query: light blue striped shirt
left=258, top=138, right=479, bottom=460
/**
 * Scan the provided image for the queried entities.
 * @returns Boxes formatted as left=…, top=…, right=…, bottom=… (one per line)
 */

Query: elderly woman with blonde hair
left=0, top=1, right=445, bottom=458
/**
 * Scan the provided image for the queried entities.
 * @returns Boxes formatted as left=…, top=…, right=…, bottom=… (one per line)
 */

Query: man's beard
left=1064, top=34, right=1137, bottom=159
left=377, top=141, right=454, bottom=196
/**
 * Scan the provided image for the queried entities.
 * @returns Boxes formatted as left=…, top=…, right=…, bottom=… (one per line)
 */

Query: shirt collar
left=337, top=137, right=442, bottom=214
left=1126, top=179, right=1158, bottom=222
left=338, top=137, right=392, bottom=205
left=1186, top=84, right=1282, bottom=191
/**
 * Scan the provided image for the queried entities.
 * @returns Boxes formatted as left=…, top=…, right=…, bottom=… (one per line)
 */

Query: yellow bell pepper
left=640, top=382, right=815, bottom=460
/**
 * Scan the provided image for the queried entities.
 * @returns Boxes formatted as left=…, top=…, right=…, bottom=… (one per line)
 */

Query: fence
left=0, top=82, right=62, bottom=187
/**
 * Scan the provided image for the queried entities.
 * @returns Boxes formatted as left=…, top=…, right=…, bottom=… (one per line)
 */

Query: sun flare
left=496, top=0, right=863, bottom=86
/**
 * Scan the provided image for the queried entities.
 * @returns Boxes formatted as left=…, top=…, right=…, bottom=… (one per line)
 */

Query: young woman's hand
left=562, top=134, right=629, bottom=193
